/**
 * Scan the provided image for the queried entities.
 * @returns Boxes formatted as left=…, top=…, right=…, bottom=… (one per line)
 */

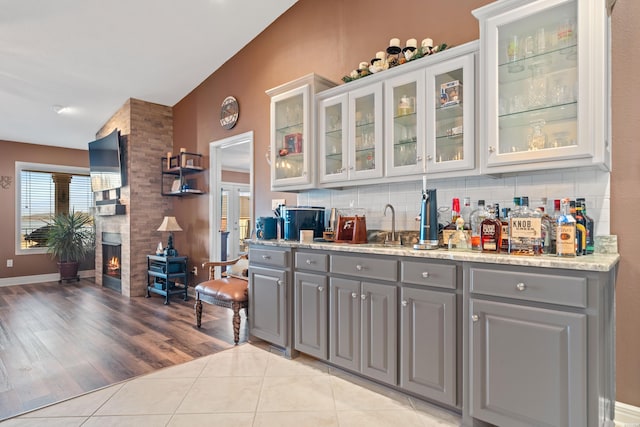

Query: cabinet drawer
left=295, top=251, right=328, bottom=272
left=401, top=260, right=456, bottom=289
left=469, top=267, right=587, bottom=308
left=330, top=254, right=397, bottom=282
left=249, top=247, right=289, bottom=268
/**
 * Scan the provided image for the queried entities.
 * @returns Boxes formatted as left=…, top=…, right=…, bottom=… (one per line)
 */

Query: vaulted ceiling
left=0, top=0, right=298, bottom=150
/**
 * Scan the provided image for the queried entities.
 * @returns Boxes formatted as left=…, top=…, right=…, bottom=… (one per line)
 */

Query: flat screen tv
left=88, top=129, right=122, bottom=192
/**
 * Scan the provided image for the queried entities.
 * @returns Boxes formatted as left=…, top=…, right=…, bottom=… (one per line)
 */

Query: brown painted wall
left=172, top=0, right=492, bottom=269
left=611, top=0, right=640, bottom=407
left=222, top=170, right=250, bottom=184
left=0, top=140, right=89, bottom=278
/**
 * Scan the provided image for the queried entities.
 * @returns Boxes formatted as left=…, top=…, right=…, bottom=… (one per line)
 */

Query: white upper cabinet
left=473, top=0, right=609, bottom=173
left=385, top=70, right=426, bottom=177
left=425, top=53, right=476, bottom=174
left=267, top=74, right=336, bottom=191
left=317, top=41, right=479, bottom=188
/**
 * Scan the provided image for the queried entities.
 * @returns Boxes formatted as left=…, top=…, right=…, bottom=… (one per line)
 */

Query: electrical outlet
left=7, top=259, right=13, bottom=267
left=272, top=199, right=286, bottom=210
left=191, top=266, right=197, bottom=276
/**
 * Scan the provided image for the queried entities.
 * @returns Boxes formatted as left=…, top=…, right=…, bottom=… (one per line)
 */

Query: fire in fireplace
left=102, top=232, right=122, bottom=292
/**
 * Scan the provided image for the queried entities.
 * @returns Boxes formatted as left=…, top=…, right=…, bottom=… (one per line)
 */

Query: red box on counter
left=284, top=133, right=303, bottom=154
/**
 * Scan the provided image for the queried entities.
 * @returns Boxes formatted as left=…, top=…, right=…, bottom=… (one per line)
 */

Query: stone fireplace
left=94, top=98, right=174, bottom=297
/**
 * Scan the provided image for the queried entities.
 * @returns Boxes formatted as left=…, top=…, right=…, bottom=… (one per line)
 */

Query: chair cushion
left=196, top=278, right=248, bottom=302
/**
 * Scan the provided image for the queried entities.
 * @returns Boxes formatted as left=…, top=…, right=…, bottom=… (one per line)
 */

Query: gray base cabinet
left=329, top=277, right=398, bottom=385
left=248, top=266, right=287, bottom=347
left=248, top=246, right=292, bottom=354
left=400, top=286, right=457, bottom=406
left=294, top=272, right=328, bottom=359
left=470, top=299, right=586, bottom=427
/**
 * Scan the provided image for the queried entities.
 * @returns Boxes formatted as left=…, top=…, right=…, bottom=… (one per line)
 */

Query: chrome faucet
left=384, top=204, right=400, bottom=245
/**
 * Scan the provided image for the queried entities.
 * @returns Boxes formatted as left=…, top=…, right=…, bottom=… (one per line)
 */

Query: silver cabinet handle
left=262, top=255, right=271, bottom=260
left=349, top=166, right=355, bottom=170
left=426, top=155, right=433, bottom=161
left=361, top=294, right=366, bottom=300
left=306, top=259, right=314, bottom=265
left=422, top=272, right=430, bottom=278
left=318, top=286, right=324, bottom=292
left=516, top=282, right=526, bottom=291
left=401, top=300, right=408, bottom=307
left=488, top=146, right=496, bottom=153
left=356, top=265, right=363, bottom=271
left=471, top=314, right=479, bottom=322
left=416, top=155, right=423, bottom=161
left=351, top=292, right=358, bottom=298
left=277, top=280, right=283, bottom=286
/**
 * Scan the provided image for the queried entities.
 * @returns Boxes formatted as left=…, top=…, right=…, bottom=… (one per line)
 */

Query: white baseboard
left=0, top=270, right=95, bottom=287
left=617, top=401, right=640, bottom=426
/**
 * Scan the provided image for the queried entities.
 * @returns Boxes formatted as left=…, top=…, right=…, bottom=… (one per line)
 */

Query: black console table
left=146, top=255, right=188, bottom=305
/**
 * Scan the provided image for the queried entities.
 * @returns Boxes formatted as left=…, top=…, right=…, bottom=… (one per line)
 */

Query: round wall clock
left=220, top=96, right=239, bottom=129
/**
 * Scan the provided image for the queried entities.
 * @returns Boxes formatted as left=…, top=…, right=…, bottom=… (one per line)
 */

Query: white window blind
left=19, top=170, right=92, bottom=250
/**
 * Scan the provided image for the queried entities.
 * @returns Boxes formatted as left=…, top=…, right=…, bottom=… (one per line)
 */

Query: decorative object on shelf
left=219, top=95, right=239, bottom=129
left=157, top=216, right=183, bottom=256
left=342, top=37, right=449, bottom=83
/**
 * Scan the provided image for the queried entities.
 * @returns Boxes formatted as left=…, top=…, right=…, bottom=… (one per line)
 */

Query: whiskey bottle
left=509, top=196, right=542, bottom=256
left=556, top=198, right=576, bottom=257
left=441, top=198, right=461, bottom=248
left=500, top=207, right=510, bottom=253
left=481, top=205, right=502, bottom=253
left=470, top=199, right=488, bottom=251
left=448, top=217, right=471, bottom=251
left=570, top=200, right=586, bottom=256
left=576, top=198, right=594, bottom=254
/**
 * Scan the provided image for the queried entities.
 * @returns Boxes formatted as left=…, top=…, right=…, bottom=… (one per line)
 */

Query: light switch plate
left=272, top=199, right=286, bottom=210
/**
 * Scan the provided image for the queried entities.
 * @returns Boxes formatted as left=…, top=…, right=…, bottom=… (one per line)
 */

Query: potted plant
left=46, top=210, right=95, bottom=282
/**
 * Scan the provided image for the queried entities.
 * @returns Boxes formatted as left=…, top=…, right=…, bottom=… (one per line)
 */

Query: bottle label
left=557, top=224, right=576, bottom=255
left=510, top=217, right=542, bottom=238
left=443, top=229, right=457, bottom=245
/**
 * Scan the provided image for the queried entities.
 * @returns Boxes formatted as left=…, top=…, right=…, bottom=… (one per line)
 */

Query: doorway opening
left=209, top=131, right=253, bottom=267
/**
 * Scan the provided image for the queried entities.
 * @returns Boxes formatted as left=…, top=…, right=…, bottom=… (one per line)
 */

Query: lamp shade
left=157, top=216, right=183, bottom=232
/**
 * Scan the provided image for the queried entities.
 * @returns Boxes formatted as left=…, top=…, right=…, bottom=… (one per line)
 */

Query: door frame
left=209, top=131, right=254, bottom=263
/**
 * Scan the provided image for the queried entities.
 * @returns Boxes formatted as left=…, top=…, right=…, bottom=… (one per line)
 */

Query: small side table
left=146, top=255, right=188, bottom=305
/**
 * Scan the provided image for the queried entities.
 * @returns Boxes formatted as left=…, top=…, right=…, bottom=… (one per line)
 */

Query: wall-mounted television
left=88, top=129, right=122, bottom=192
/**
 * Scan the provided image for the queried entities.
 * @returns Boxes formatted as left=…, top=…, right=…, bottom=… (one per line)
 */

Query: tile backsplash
left=297, top=168, right=610, bottom=236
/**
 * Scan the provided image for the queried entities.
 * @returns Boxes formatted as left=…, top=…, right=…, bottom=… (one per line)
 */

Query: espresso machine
left=413, top=177, right=439, bottom=250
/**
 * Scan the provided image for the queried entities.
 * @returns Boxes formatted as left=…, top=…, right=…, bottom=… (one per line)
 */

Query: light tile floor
left=1, top=343, right=462, bottom=426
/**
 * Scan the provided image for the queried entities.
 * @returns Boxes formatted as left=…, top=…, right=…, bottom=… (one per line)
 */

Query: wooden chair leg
left=195, top=297, right=203, bottom=328
left=232, top=301, right=241, bottom=345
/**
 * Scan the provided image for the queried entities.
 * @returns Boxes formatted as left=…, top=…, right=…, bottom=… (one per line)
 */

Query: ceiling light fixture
left=52, top=105, right=70, bottom=114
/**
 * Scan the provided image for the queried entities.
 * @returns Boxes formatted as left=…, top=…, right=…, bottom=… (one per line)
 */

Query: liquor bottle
left=509, top=196, right=542, bottom=256
left=470, top=199, right=488, bottom=251
left=448, top=217, right=471, bottom=251
left=549, top=199, right=561, bottom=254
left=500, top=207, right=510, bottom=253
left=538, top=205, right=553, bottom=255
left=576, top=198, right=595, bottom=254
left=460, top=197, right=473, bottom=225
left=481, top=205, right=502, bottom=253
left=556, top=198, right=576, bottom=257
left=441, top=198, right=461, bottom=248
left=570, top=200, right=585, bottom=256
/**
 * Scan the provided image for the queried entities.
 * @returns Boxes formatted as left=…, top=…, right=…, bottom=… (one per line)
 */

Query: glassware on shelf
left=527, top=120, right=548, bottom=151
left=551, top=131, right=571, bottom=148
left=527, top=65, right=547, bottom=108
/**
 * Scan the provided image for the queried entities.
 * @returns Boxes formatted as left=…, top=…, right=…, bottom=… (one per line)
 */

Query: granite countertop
left=248, top=239, right=620, bottom=272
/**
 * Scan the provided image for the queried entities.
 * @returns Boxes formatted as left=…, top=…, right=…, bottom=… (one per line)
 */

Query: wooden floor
left=0, top=278, right=248, bottom=421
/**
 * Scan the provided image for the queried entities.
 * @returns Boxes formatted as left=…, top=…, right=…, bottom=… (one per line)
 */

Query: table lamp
left=157, top=216, right=183, bottom=256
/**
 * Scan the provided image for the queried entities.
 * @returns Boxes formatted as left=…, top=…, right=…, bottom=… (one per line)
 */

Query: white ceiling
left=0, top=0, right=297, bottom=153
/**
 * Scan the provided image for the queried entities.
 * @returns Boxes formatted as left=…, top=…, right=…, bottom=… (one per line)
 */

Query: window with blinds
left=16, top=162, right=92, bottom=252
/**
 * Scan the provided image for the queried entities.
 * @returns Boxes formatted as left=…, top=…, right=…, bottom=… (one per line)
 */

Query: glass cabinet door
left=475, top=0, right=607, bottom=170
left=348, top=83, right=383, bottom=181
left=425, top=53, right=475, bottom=173
left=385, top=70, right=425, bottom=177
left=318, top=94, right=348, bottom=183
left=270, top=85, right=310, bottom=187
